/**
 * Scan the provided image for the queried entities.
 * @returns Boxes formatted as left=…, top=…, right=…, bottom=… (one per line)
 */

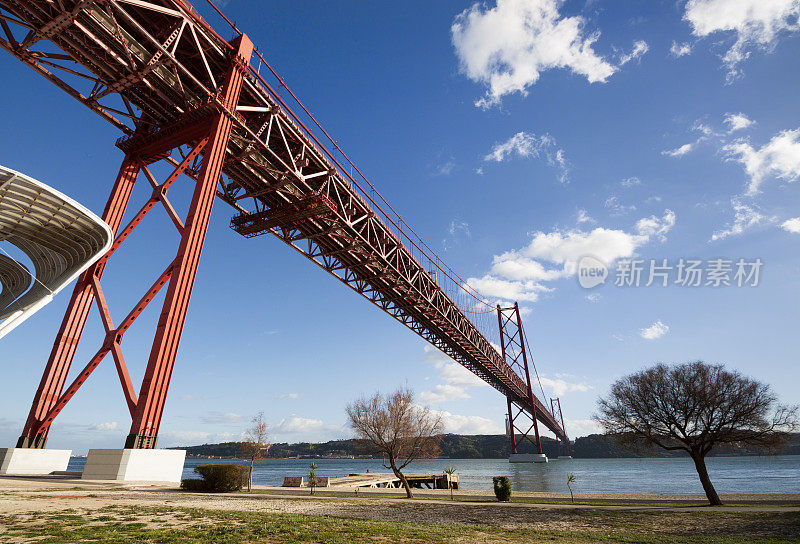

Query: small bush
left=180, top=478, right=206, bottom=491
left=182, top=464, right=249, bottom=492
left=493, top=476, right=511, bottom=501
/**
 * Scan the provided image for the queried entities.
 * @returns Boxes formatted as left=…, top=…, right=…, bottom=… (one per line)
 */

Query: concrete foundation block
left=509, top=453, right=548, bottom=463
left=0, top=448, right=72, bottom=475
left=82, top=449, right=185, bottom=482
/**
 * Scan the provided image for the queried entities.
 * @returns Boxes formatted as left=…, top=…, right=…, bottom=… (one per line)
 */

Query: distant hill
left=171, top=433, right=800, bottom=459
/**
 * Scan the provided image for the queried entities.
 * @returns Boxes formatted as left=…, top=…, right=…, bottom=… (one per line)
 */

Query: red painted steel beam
left=17, top=157, right=140, bottom=448
left=125, top=34, right=252, bottom=449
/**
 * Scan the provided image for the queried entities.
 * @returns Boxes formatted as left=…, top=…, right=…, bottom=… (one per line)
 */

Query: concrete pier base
left=82, top=449, right=185, bottom=483
left=0, top=448, right=71, bottom=475
left=509, top=453, right=548, bottom=463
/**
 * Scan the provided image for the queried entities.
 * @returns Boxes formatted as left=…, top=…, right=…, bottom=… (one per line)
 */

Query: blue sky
left=1, top=0, right=799, bottom=454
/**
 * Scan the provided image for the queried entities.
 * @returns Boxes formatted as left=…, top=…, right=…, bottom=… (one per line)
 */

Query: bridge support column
left=17, top=157, right=140, bottom=449
left=498, top=303, right=545, bottom=460
left=125, top=35, right=252, bottom=449
left=16, top=34, right=253, bottom=453
left=550, top=397, right=572, bottom=458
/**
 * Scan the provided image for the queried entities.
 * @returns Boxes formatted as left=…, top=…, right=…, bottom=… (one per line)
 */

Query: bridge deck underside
left=0, top=0, right=566, bottom=441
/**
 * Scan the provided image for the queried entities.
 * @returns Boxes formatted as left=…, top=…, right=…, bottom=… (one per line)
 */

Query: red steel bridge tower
left=0, top=0, right=569, bottom=463
left=16, top=34, right=254, bottom=449
left=498, top=303, right=568, bottom=459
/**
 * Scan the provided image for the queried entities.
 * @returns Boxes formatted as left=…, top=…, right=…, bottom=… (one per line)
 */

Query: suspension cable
left=520, top=318, right=547, bottom=403
left=201, top=0, right=494, bottom=309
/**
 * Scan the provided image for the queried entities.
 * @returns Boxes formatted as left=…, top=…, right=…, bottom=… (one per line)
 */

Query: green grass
left=233, top=489, right=799, bottom=508
left=1, top=505, right=798, bottom=544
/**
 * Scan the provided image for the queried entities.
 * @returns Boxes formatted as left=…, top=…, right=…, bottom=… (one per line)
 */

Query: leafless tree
left=242, top=411, right=271, bottom=492
left=346, top=386, right=444, bottom=498
left=597, top=361, right=797, bottom=505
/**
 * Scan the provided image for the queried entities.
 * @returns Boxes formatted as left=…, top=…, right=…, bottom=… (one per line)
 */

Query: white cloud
left=439, top=363, right=485, bottom=388
left=274, top=415, right=324, bottom=434
left=604, top=195, right=636, bottom=216
left=565, top=418, right=602, bottom=437
left=467, top=210, right=676, bottom=302
left=662, top=143, right=694, bottom=157
left=692, top=120, right=716, bottom=138
left=436, top=159, right=455, bottom=176
left=670, top=41, right=693, bottom=57
left=444, top=220, right=472, bottom=249
left=275, top=393, right=299, bottom=400
left=639, top=320, right=669, bottom=340
left=539, top=376, right=592, bottom=396
left=617, top=40, right=650, bottom=66
left=89, top=422, right=118, bottom=432
left=200, top=411, right=243, bottom=424
left=420, top=384, right=472, bottom=404
left=214, top=431, right=246, bottom=442
left=782, top=217, right=800, bottom=233
left=449, top=220, right=472, bottom=239
left=635, top=209, right=677, bottom=242
left=723, top=128, right=800, bottom=194
left=620, top=176, right=641, bottom=187
left=483, top=132, right=569, bottom=183
left=711, top=198, right=772, bottom=241
left=180, top=394, right=210, bottom=401
left=432, top=410, right=504, bottom=434
left=684, top=0, right=800, bottom=81
left=421, top=346, right=487, bottom=404
left=451, top=0, right=621, bottom=108
left=724, top=112, right=755, bottom=132
left=485, top=132, right=550, bottom=161
left=576, top=208, right=595, bottom=224
left=467, top=275, right=553, bottom=302
left=585, top=293, right=601, bottom=302
left=661, top=119, right=722, bottom=158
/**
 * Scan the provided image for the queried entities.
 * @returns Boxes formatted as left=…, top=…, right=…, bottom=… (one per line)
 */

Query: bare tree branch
left=346, top=386, right=444, bottom=498
left=597, top=361, right=798, bottom=505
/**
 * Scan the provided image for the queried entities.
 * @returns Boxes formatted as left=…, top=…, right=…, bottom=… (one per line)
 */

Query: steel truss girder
left=1, top=0, right=569, bottom=444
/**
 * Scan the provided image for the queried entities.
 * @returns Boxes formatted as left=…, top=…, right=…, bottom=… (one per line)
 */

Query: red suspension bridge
left=0, top=0, right=569, bottom=456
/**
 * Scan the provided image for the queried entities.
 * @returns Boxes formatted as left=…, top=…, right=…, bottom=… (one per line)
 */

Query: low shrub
left=180, top=478, right=206, bottom=491
left=493, top=476, right=511, bottom=501
left=181, top=463, right=250, bottom=492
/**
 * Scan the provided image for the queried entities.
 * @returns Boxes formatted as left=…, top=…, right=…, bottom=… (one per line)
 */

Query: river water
left=68, top=455, right=800, bottom=494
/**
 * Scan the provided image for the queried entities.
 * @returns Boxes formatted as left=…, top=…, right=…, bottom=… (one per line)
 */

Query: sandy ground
left=2, top=474, right=798, bottom=506
left=1, top=475, right=799, bottom=543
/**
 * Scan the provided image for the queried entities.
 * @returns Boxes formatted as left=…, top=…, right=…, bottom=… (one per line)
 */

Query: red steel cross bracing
left=498, top=303, right=542, bottom=455
left=16, top=34, right=253, bottom=449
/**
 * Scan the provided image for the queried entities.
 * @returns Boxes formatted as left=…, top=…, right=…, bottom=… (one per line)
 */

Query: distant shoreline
left=165, top=433, right=800, bottom=460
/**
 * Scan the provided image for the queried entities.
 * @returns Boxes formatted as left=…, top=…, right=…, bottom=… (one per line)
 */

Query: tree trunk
left=249, top=458, right=254, bottom=492
left=389, top=457, right=413, bottom=499
left=692, top=453, right=722, bottom=505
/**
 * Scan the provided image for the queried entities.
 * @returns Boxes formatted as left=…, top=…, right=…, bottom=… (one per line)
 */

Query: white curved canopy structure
left=0, top=165, right=113, bottom=340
